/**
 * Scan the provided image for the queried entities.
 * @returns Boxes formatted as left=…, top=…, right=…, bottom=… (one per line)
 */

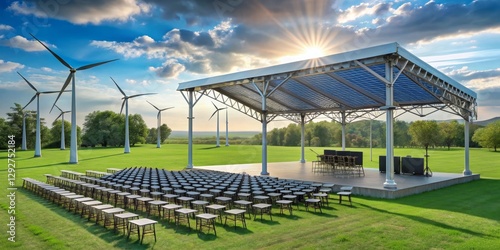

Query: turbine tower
left=21, top=111, right=34, bottom=151
left=111, top=77, right=156, bottom=153
left=209, top=102, right=226, bottom=147
left=18, top=72, right=59, bottom=157
left=147, top=101, right=173, bottom=148
left=54, top=105, right=70, bottom=150
left=31, top=33, right=118, bottom=164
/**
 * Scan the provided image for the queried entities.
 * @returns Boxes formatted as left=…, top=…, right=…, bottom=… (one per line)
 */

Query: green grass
left=1, top=144, right=500, bottom=249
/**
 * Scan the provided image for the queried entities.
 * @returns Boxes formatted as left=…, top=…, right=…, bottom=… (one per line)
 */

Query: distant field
left=169, top=130, right=259, bottom=138
left=1, top=144, right=499, bottom=249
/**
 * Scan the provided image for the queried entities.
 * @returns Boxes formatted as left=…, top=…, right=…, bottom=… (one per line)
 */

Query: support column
left=187, top=90, right=194, bottom=169
left=261, top=109, right=269, bottom=175
left=370, top=119, right=373, bottom=161
left=225, top=109, right=229, bottom=146
left=341, top=111, right=346, bottom=151
left=383, top=61, right=397, bottom=189
left=300, top=113, right=306, bottom=163
left=34, top=96, right=41, bottom=157
left=463, top=118, right=472, bottom=175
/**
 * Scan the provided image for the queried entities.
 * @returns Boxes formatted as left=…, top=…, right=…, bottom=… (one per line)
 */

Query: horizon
left=1, top=1, right=499, bottom=131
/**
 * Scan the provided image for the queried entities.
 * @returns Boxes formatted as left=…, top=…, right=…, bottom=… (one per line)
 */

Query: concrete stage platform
left=196, top=162, right=480, bottom=199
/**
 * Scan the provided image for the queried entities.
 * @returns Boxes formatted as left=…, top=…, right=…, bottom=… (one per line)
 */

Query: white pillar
left=300, top=113, right=306, bottom=163
left=463, top=118, right=472, bottom=175
left=34, top=96, right=41, bottom=157
left=370, top=119, right=373, bottom=161
left=225, top=109, right=229, bottom=146
left=22, top=113, right=27, bottom=151
left=124, top=99, right=130, bottom=153
left=69, top=74, right=78, bottom=163
left=383, top=61, right=397, bottom=189
left=60, top=114, right=65, bottom=150
left=261, top=110, right=269, bottom=175
left=341, top=111, right=346, bottom=151
left=187, top=90, right=194, bottom=169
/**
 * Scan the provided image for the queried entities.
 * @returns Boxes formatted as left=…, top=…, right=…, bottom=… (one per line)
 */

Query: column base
left=260, top=172, right=269, bottom=175
left=463, top=170, right=472, bottom=176
left=383, top=180, right=397, bottom=189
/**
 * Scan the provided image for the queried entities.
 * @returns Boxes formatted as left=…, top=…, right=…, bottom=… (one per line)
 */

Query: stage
left=195, top=162, right=480, bottom=199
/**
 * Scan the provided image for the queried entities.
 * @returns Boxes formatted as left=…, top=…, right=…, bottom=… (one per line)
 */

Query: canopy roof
left=177, top=42, right=477, bottom=122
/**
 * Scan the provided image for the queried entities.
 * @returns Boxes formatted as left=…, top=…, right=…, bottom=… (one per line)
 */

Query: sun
left=303, top=46, right=325, bottom=59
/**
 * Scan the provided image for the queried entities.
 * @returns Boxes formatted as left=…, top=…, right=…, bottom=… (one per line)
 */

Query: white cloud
left=0, top=59, right=24, bottom=73
left=0, top=24, right=14, bottom=30
left=8, top=0, right=151, bottom=25
left=0, top=35, right=50, bottom=51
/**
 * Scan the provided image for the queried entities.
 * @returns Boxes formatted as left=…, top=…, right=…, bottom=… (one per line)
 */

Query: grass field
left=1, top=144, right=500, bottom=249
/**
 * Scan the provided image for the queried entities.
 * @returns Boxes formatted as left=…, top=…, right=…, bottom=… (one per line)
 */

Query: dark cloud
left=476, top=86, right=500, bottom=106
left=144, top=0, right=336, bottom=26
left=364, top=0, right=500, bottom=44
left=179, top=29, right=215, bottom=47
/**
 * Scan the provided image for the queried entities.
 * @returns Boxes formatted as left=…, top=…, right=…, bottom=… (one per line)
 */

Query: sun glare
left=303, top=46, right=325, bottom=59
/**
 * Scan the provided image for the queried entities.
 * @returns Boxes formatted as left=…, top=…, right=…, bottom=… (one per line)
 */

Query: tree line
left=0, top=103, right=171, bottom=149
left=1, top=102, right=499, bottom=151
left=243, top=119, right=500, bottom=151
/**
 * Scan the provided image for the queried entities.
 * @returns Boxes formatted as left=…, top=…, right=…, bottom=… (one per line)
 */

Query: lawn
left=1, top=144, right=500, bottom=249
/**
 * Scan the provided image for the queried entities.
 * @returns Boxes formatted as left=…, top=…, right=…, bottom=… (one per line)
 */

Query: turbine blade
left=54, top=113, right=63, bottom=123
left=30, top=33, right=72, bottom=69
left=77, top=59, right=118, bottom=71
left=129, top=93, right=157, bottom=99
left=17, top=72, right=37, bottom=92
left=40, top=90, right=61, bottom=94
left=211, top=101, right=218, bottom=110
left=23, top=95, right=37, bottom=110
left=160, top=107, right=174, bottom=111
left=147, top=100, right=160, bottom=111
left=209, top=110, right=218, bottom=120
left=110, top=77, right=127, bottom=97
left=50, top=72, right=73, bottom=113
left=120, top=100, right=126, bottom=115
left=54, top=104, right=63, bottom=113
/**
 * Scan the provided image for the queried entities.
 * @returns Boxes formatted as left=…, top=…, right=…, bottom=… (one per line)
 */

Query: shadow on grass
left=220, top=224, right=254, bottom=235
left=199, top=146, right=220, bottom=150
left=19, top=189, right=152, bottom=249
left=358, top=202, right=496, bottom=238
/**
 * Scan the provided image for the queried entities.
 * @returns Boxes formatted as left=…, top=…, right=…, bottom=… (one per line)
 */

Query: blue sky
left=1, top=0, right=499, bottom=131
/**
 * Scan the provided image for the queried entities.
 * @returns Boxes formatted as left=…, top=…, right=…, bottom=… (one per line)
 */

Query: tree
left=6, top=103, right=49, bottom=149
left=0, top=118, right=12, bottom=149
left=82, top=110, right=123, bottom=147
left=472, top=121, right=500, bottom=151
left=49, top=120, right=82, bottom=148
left=146, top=124, right=172, bottom=144
left=408, top=120, right=440, bottom=176
left=159, top=124, right=172, bottom=143
left=284, top=123, right=301, bottom=146
left=128, top=114, right=149, bottom=146
left=439, top=120, right=460, bottom=150
left=394, top=120, right=411, bottom=147
left=313, top=121, right=332, bottom=147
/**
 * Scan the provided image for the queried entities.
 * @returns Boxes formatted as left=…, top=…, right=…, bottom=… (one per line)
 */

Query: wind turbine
left=209, top=102, right=227, bottom=147
left=111, top=77, right=156, bottom=153
left=30, top=33, right=118, bottom=163
left=54, top=105, right=70, bottom=150
left=18, top=72, right=60, bottom=157
left=147, top=101, right=174, bottom=148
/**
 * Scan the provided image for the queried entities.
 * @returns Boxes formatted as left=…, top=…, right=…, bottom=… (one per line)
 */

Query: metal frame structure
left=177, top=42, right=477, bottom=189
